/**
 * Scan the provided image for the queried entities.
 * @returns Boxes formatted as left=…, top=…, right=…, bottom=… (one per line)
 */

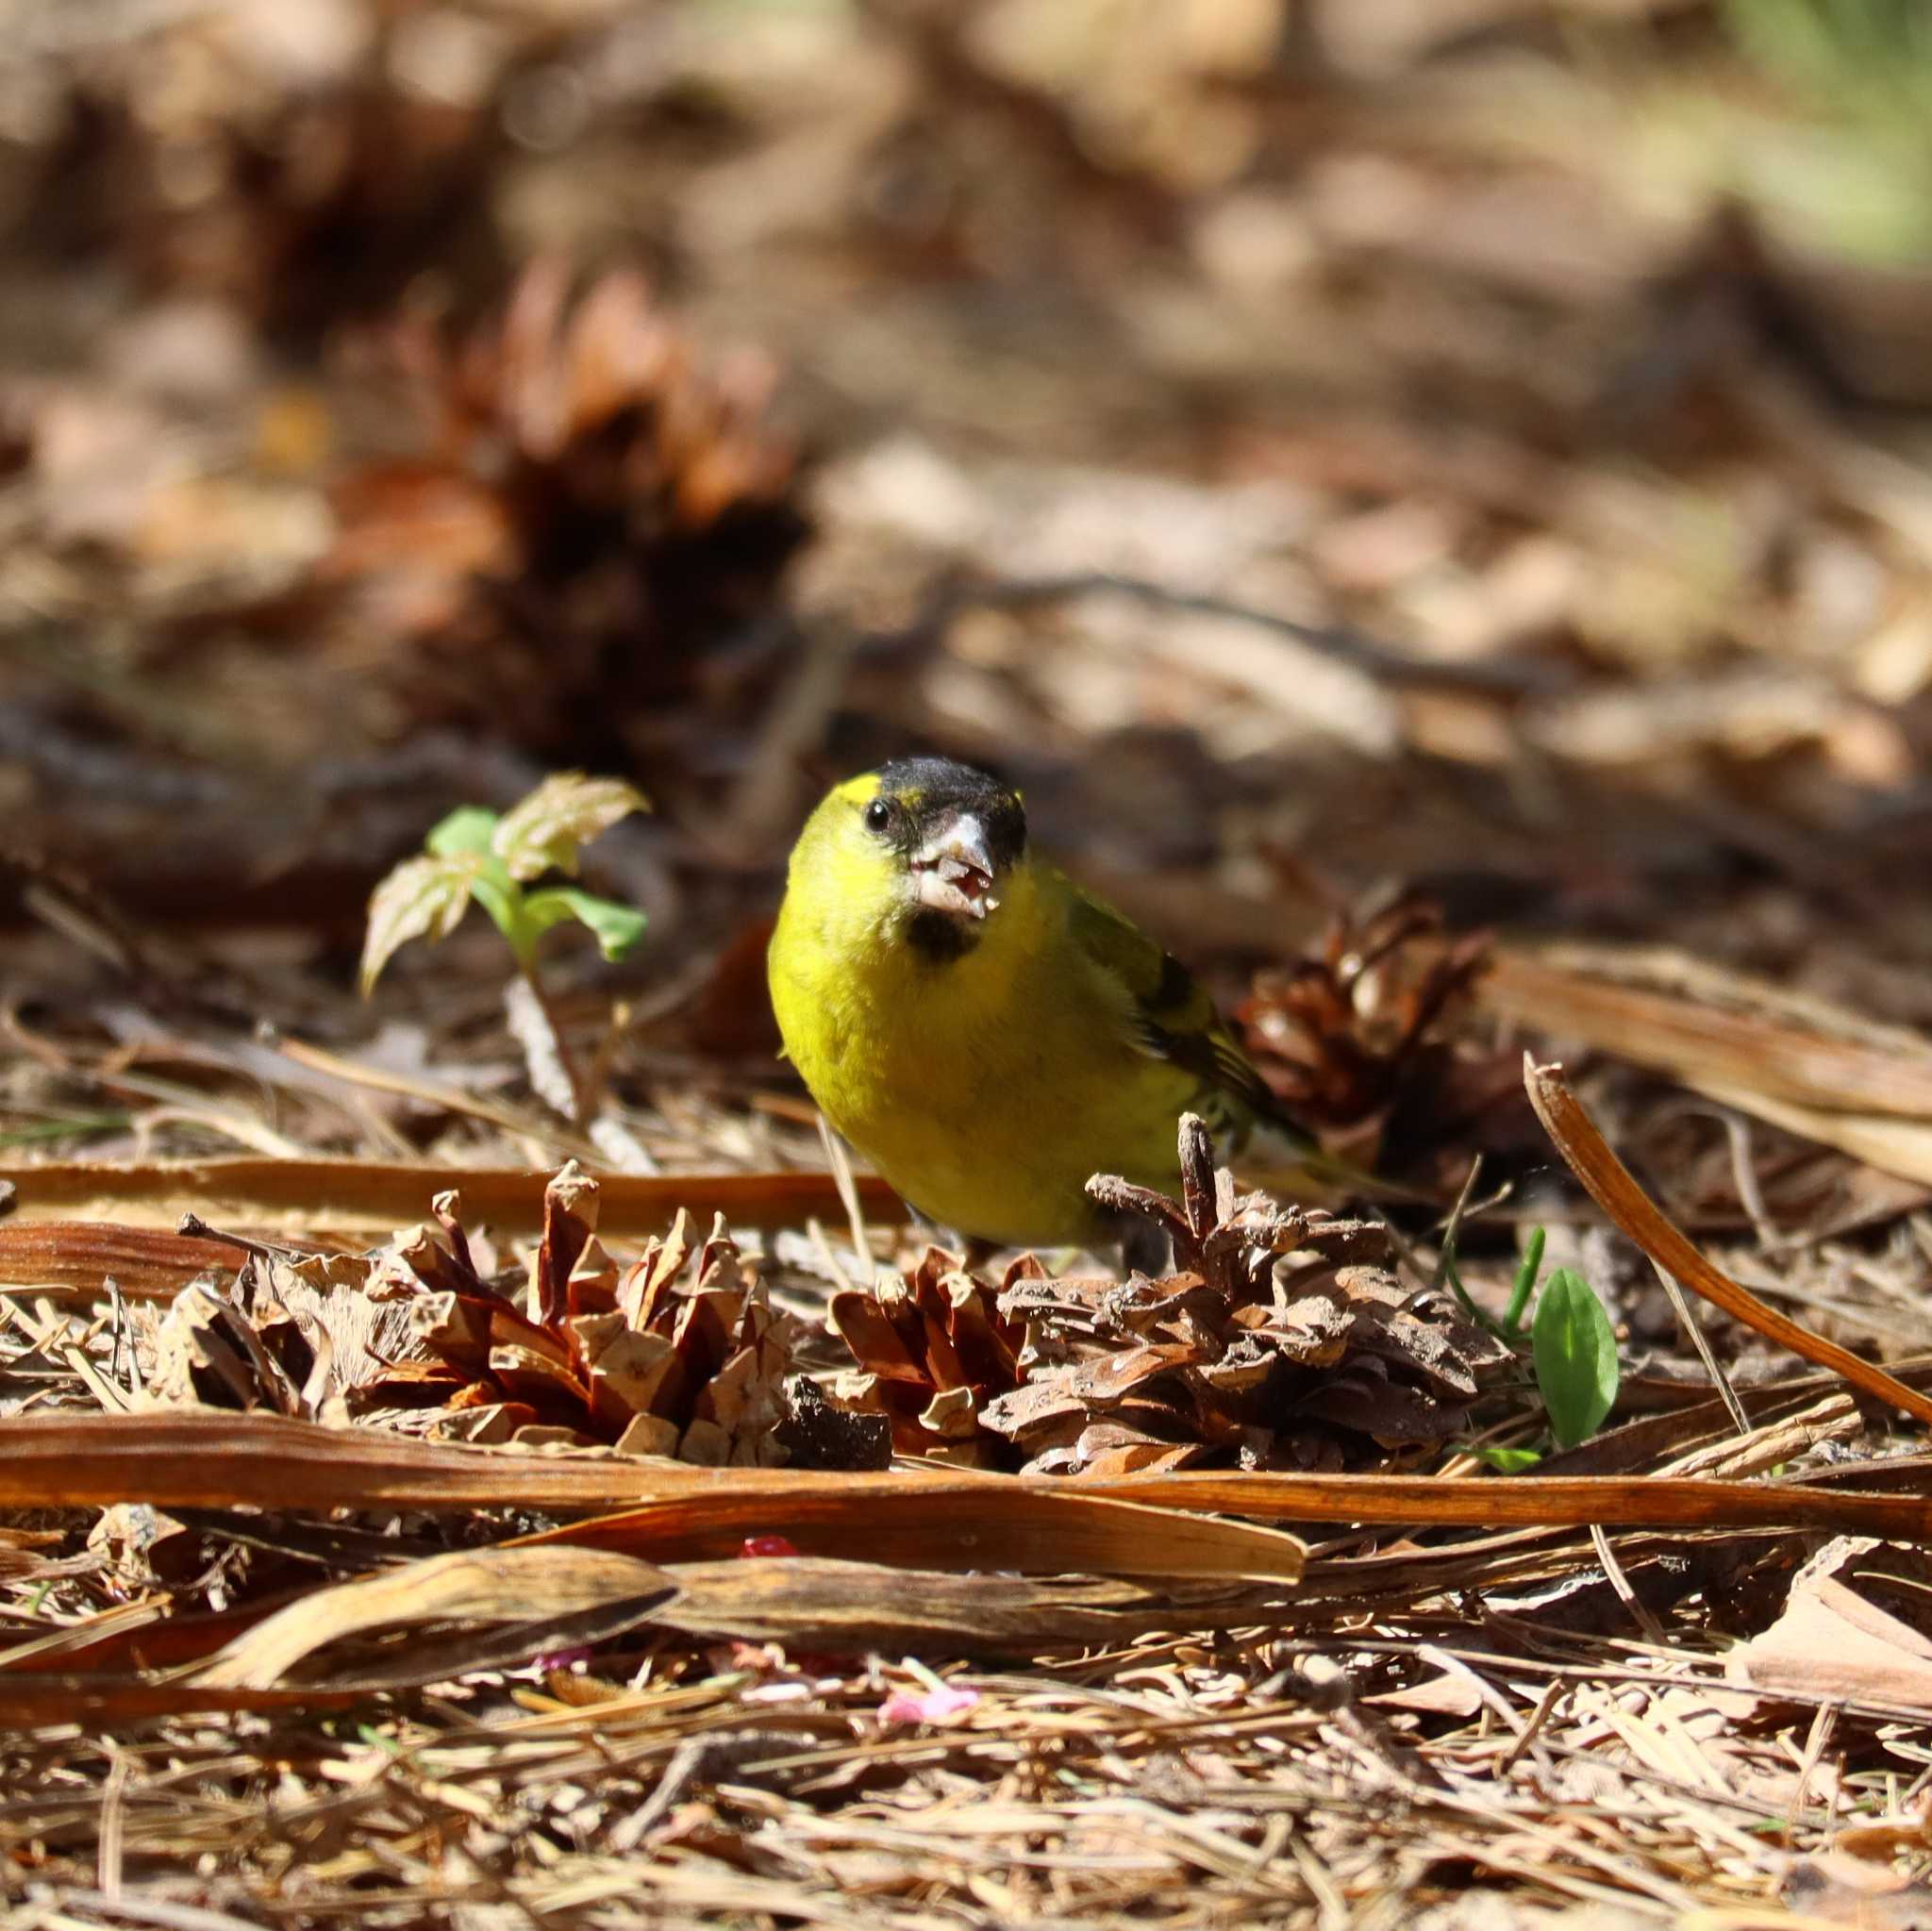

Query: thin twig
left=1588, top=1523, right=1667, bottom=1643
left=1431, top=1156, right=1488, bottom=1325
left=1651, top=1259, right=1752, bottom=1440
left=817, top=1112, right=874, bottom=1274
left=1498, top=1679, right=1566, bottom=1774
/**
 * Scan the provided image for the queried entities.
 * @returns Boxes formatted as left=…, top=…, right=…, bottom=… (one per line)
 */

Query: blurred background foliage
left=2, top=0, right=1929, bottom=1024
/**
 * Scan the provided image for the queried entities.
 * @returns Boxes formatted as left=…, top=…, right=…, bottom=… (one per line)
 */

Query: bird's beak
left=909, top=813, right=1000, bottom=920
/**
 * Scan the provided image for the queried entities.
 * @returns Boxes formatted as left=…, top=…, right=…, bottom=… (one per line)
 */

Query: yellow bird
left=767, top=757, right=1341, bottom=1256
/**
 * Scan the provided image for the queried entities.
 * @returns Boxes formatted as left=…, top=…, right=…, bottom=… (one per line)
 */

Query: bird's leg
left=903, top=1204, right=992, bottom=1272
left=1097, top=1205, right=1172, bottom=1280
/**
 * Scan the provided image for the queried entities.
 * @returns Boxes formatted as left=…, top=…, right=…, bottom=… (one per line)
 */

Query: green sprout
left=1444, top=1222, right=1621, bottom=1453
left=358, top=772, right=649, bottom=1119
left=359, top=773, right=650, bottom=993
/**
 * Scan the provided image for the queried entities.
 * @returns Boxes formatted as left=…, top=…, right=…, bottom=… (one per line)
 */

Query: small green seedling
left=1530, top=1266, right=1620, bottom=1450
left=358, top=772, right=649, bottom=996
left=1443, top=1222, right=1620, bottom=1451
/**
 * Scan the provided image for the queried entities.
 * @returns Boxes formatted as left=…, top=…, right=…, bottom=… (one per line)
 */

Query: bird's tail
left=1240, top=1116, right=1440, bottom=1208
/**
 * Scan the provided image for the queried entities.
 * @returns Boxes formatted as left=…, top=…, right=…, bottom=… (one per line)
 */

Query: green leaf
left=1472, top=1445, right=1542, bottom=1473
left=425, top=806, right=500, bottom=858
left=421, top=807, right=531, bottom=957
left=358, top=854, right=483, bottom=995
left=1532, top=1267, right=1620, bottom=1450
left=492, top=773, right=649, bottom=882
left=519, top=887, right=648, bottom=962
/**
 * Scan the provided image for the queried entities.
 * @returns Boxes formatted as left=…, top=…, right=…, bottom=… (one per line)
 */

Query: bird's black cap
left=875, top=757, right=1026, bottom=870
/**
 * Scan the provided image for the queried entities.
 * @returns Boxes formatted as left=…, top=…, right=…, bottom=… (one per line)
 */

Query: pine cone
left=827, top=1246, right=1033, bottom=1463
left=1236, top=891, right=1491, bottom=1136
left=191, top=1165, right=808, bottom=1464
left=325, top=258, right=808, bottom=756
left=980, top=1118, right=1515, bottom=1473
left=594, top=1206, right=797, bottom=1467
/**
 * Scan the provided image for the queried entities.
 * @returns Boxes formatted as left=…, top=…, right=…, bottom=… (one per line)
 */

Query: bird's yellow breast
left=768, top=853, right=1201, bottom=1248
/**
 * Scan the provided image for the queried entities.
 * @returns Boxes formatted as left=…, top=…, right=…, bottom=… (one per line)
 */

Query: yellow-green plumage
left=767, top=760, right=1299, bottom=1250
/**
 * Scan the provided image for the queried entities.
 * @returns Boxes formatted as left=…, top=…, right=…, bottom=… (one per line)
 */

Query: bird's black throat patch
left=905, top=907, right=981, bottom=962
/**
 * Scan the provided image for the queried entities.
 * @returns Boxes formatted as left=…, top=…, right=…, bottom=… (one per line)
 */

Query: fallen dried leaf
left=192, top=1545, right=678, bottom=1691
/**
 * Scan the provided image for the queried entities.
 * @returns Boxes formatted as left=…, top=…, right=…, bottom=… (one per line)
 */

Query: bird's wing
left=1062, top=873, right=1434, bottom=1201
left=1062, top=874, right=1290, bottom=1135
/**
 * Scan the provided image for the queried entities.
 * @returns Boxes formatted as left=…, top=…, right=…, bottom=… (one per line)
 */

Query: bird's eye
left=863, top=798, right=892, bottom=835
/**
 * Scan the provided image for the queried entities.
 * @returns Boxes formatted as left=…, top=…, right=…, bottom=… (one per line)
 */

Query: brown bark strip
left=0, top=1221, right=242, bottom=1296
left=0, top=1158, right=903, bottom=1237
left=8, top=1411, right=1932, bottom=1546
